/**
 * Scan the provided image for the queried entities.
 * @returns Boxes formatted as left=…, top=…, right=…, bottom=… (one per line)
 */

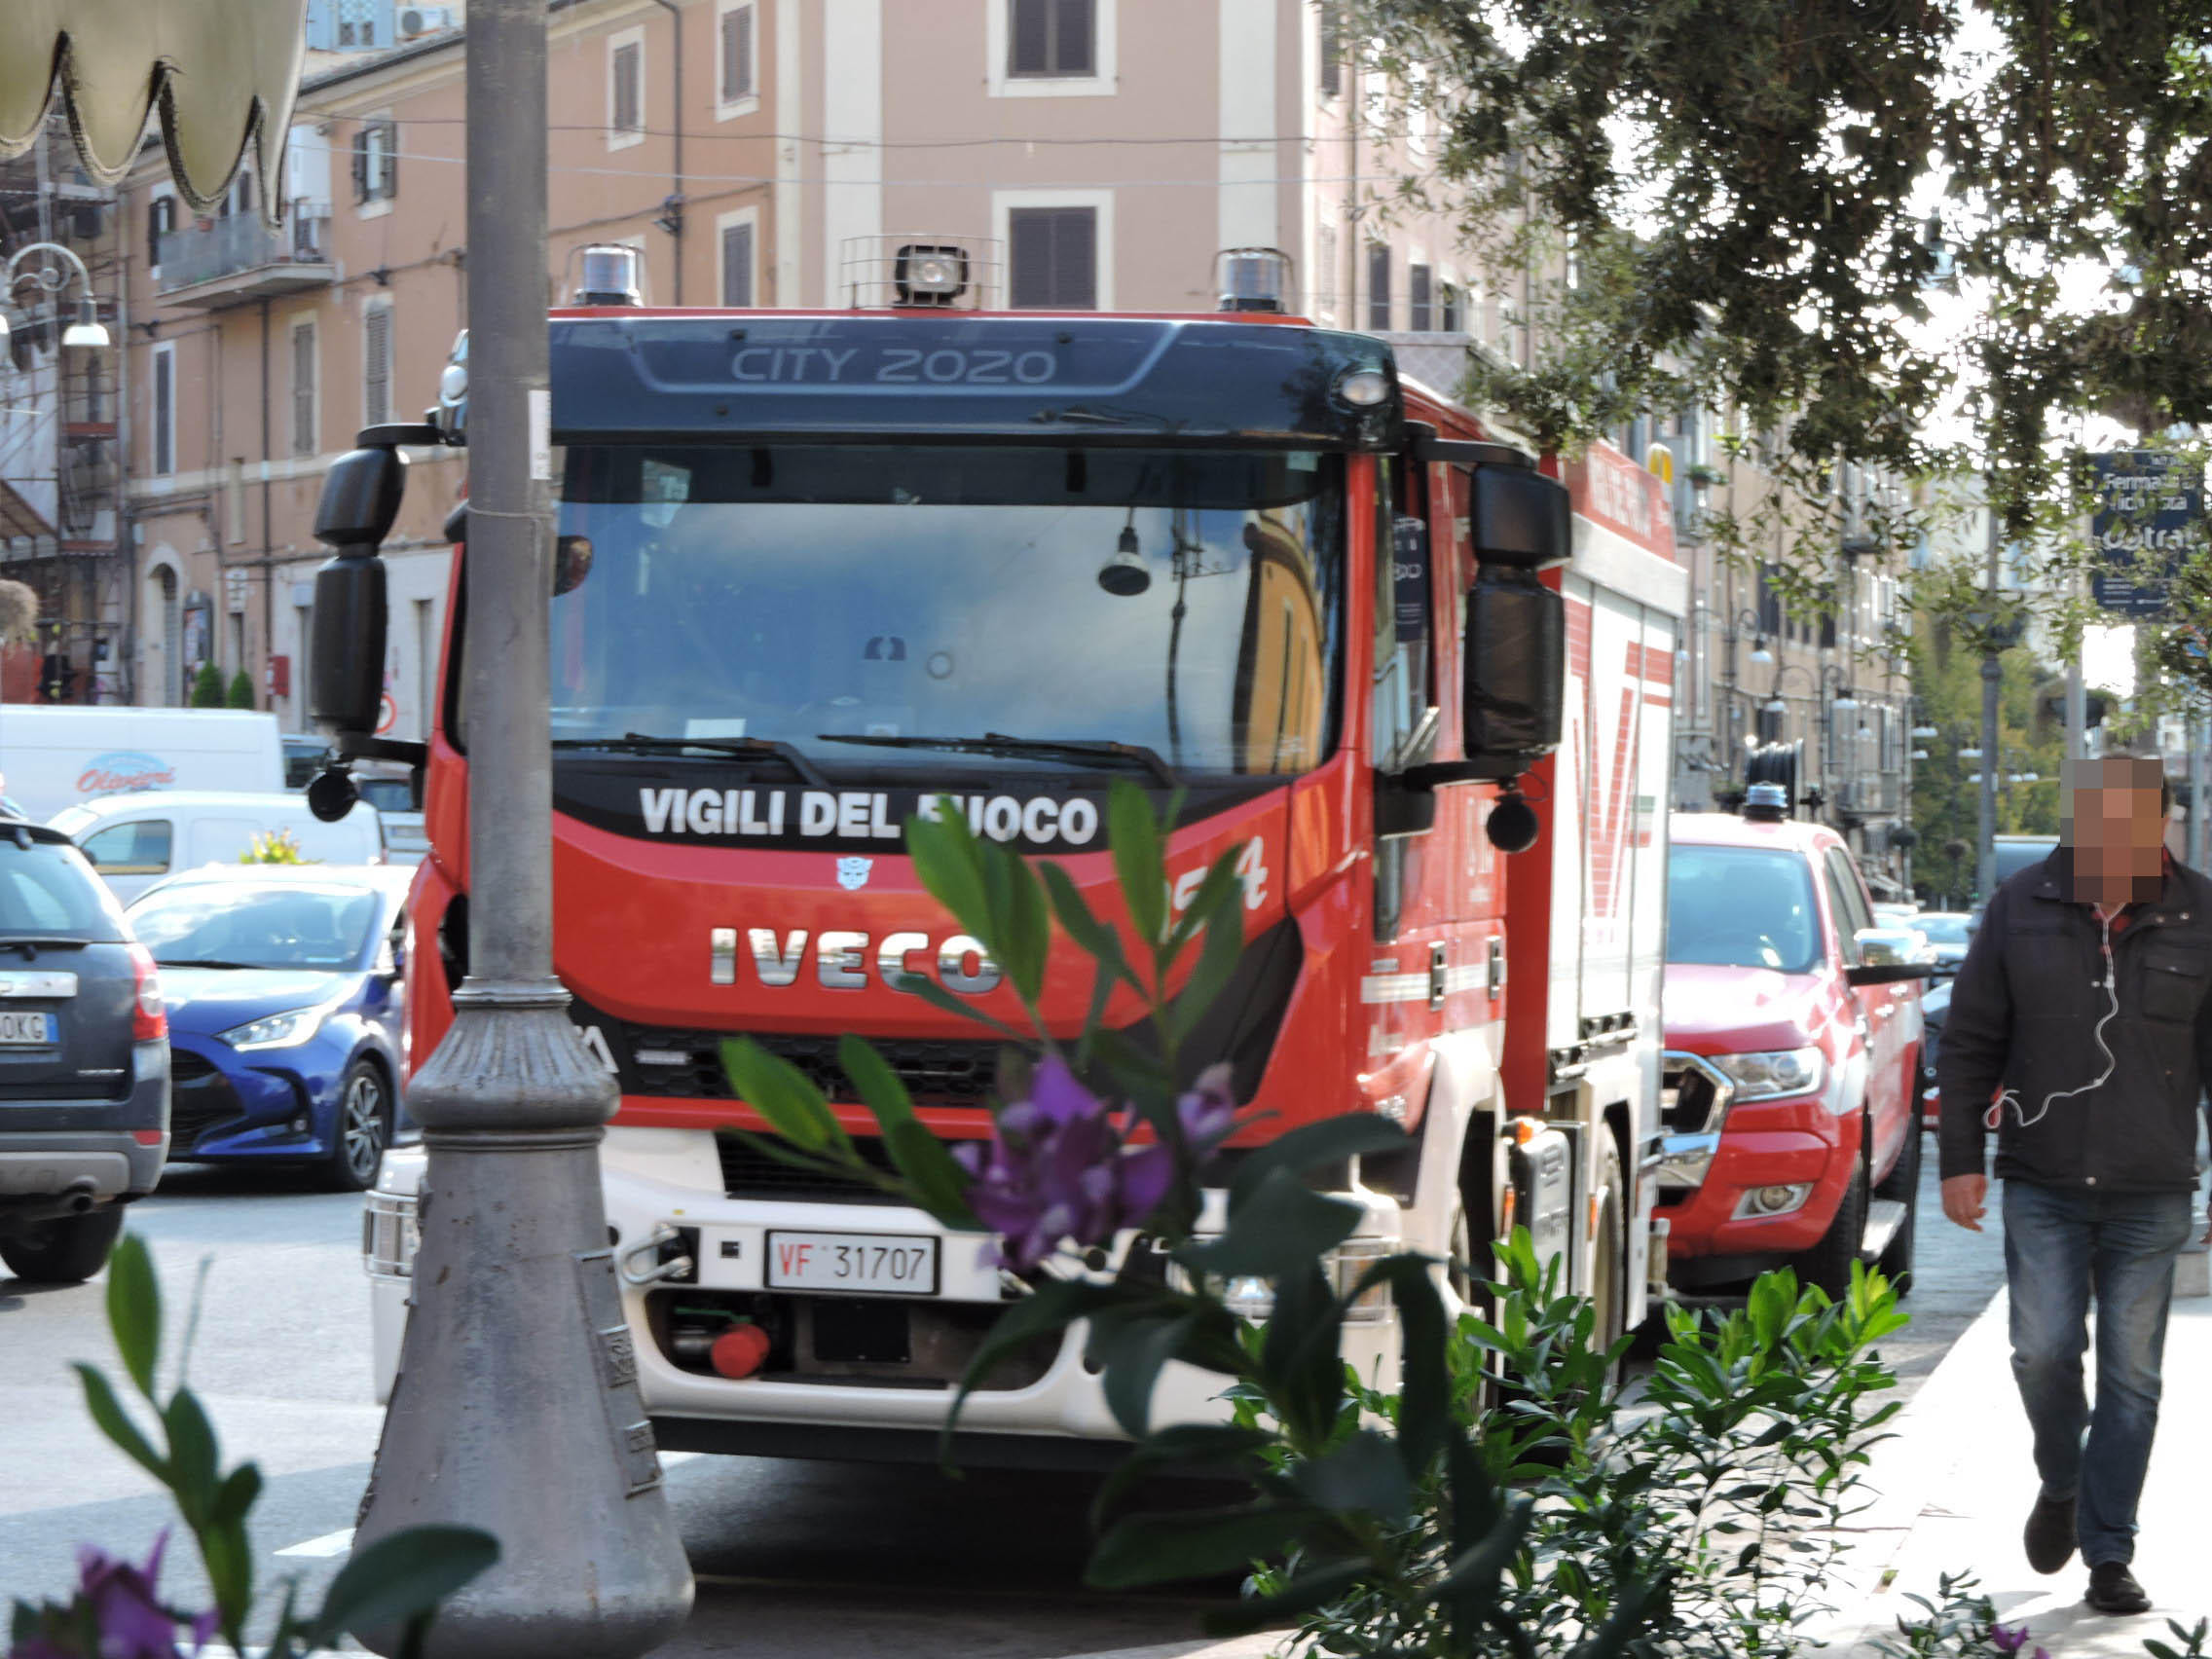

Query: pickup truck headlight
left=1711, top=1047, right=1825, bottom=1102
left=220, top=1004, right=335, bottom=1051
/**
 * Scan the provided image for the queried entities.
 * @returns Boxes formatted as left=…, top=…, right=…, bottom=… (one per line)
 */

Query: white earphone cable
left=1987, top=910, right=2120, bottom=1131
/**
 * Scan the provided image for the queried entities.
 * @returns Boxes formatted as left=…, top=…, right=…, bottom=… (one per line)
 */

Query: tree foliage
left=1357, top=0, right=2212, bottom=631
left=188, top=662, right=225, bottom=709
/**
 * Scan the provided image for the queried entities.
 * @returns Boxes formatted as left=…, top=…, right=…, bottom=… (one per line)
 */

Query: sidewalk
left=1811, top=1249, right=2212, bottom=1659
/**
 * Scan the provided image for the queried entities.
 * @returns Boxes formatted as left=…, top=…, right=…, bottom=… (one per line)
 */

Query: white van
left=50, top=792, right=386, bottom=904
left=0, top=708, right=285, bottom=824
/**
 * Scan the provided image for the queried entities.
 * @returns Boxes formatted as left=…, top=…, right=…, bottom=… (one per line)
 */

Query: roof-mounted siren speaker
left=573, top=243, right=644, bottom=307
left=1742, top=782, right=1790, bottom=823
left=1216, top=248, right=1294, bottom=313
left=894, top=243, right=970, bottom=308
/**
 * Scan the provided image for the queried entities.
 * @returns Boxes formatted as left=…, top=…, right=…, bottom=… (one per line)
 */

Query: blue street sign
left=2089, top=450, right=2204, bottom=617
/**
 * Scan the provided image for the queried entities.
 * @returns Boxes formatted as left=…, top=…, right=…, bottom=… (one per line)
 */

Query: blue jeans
left=2003, top=1180, right=2194, bottom=1567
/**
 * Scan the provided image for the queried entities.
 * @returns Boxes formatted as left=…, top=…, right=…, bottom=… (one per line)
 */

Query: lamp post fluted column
left=347, top=2, right=694, bottom=1652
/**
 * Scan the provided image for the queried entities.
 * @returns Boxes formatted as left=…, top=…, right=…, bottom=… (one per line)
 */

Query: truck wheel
left=0, top=1206, right=126, bottom=1285
left=1789, top=1159, right=1867, bottom=1303
left=1590, top=1136, right=1627, bottom=1377
left=1871, top=1105, right=1920, bottom=1296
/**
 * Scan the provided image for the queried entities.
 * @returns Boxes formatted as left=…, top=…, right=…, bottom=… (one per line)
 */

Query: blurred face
left=2061, top=756, right=2167, bottom=904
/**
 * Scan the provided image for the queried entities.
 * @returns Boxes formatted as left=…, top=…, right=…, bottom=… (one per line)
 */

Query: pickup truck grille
left=1658, top=1053, right=1728, bottom=1136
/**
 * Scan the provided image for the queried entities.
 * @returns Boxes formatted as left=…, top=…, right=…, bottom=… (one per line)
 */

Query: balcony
left=157, top=202, right=335, bottom=309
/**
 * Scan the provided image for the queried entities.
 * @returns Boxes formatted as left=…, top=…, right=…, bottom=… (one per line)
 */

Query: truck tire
left=1789, top=1157, right=1866, bottom=1303
left=1871, top=1102, right=1920, bottom=1296
left=0, top=1206, right=126, bottom=1285
left=1590, top=1135, right=1627, bottom=1381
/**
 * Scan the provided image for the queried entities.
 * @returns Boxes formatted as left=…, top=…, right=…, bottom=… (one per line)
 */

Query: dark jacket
left=1937, top=849, right=2212, bottom=1192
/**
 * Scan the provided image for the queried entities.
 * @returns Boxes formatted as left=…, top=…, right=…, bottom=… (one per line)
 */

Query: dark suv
left=0, top=823, right=170, bottom=1283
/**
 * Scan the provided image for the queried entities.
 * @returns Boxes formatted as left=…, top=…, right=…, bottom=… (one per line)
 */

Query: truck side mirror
left=1462, top=464, right=1569, bottom=766
left=310, top=444, right=408, bottom=739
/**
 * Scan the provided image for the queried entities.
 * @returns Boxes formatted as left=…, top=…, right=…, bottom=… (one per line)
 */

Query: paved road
left=0, top=1138, right=2004, bottom=1658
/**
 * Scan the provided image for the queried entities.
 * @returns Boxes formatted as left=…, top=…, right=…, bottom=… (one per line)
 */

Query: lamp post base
left=350, top=983, right=693, bottom=1658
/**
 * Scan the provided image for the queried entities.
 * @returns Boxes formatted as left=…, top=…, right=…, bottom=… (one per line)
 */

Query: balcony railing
left=156, top=201, right=334, bottom=302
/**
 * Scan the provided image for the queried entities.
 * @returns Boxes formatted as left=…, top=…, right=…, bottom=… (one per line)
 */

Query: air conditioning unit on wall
left=398, top=6, right=456, bottom=38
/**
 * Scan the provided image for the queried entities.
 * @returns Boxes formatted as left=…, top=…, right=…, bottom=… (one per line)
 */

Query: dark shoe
left=2086, top=1562, right=2151, bottom=1616
left=2023, top=1491, right=2076, bottom=1574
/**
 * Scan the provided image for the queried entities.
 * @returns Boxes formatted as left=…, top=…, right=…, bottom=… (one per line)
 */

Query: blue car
left=125, top=866, right=415, bottom=1190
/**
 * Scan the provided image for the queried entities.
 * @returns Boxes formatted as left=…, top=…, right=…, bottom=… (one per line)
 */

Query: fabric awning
left=0, top=3, right=307, bottom=222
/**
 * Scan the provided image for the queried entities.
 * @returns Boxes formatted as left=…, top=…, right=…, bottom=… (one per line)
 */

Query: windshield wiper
left=155, top=958, right=262, bottom=971
left=814, top=732, right=1178, bottom=788
left=552, top=732, right=832, bottom=789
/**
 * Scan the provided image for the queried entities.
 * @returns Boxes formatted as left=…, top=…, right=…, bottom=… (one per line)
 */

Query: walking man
left=1938, top=755, right=2210, bottom=1614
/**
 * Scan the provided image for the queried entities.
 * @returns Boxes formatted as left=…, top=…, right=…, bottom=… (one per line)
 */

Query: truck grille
left=715, top=1132, right=919, bottom=1203
left=618, top=1023, right=1000, bottom=1111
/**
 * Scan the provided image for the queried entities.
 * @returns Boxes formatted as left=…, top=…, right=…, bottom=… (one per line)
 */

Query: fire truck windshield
left=538, top=443, right=1345, bottom=779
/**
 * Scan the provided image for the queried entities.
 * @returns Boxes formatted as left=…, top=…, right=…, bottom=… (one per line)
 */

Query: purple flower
left=1989, top=1626, right=2031, bottom=1655
left=957, top=1055, right=1237, bottom=1272
left=9, top=1531, right=211, bottom=1659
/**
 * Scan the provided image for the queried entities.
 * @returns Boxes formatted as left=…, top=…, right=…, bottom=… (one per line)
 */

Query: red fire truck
left=333, top=245, right=1685, bottom=1466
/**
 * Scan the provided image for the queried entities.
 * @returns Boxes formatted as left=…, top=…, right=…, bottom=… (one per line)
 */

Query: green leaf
left=905, top=798, right=994, bottom=943
left=1181, top=1168, right=1361, bottom=1278
left=946, top=1277, right=1125, bottom=1445
left=1165, top=843, right=1245, bottom=956
left=310, top=1526, right=501, bottom=1646
left=201, top=1518, right=254, bottom=1636
left=720, top=1038, right=846, bottom=1153
left=1092, top=1310, right=1198, bottom=1439
left=888, top=972, right=1035, bottom=1044
left=1201, top=1559, right=1373, bottom=1636
left=104, top=1233, right=161, bottom=1401
left=982, top=839, right=1052, bottom=1006
left=1349, top=1253, right=1448, bottom=1473
left=1291, top=1429, right=1414, bottom=1523
left=73, top=1364, right=166, bottom=1483
left=161, top=1387, right=223, bottom=1523
left=1167, top=890, right=1249, bottom=1046
left=1229, top=1115, right=1411, bottom=1209
left=212, top=1461, right=263, bottom=1527
left=882, top=1121, right=981, bottom=1229
left=1089, top=1424, right=1278, bottom=1528
left=1107, top=778, right=1168, bottom=951
left=1088, top=1502, right=1316, bottom=1590
left=1426, top=1491, right=1536, bottom=1604
left=1262, top=1259, right=1346, bottom=1448
left=1040, top=863, right=1145, bottom=993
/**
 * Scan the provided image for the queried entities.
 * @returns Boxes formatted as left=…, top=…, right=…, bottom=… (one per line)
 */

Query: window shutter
left=1409, top=264, right=1432, bottom=331
left=1319, top=3, right=1342, bottom=94
left=153, top=351, right=173, bottom=477
left=721, top=222, right=755, bottom=308
left=613, top=43, right=642, bottom=133
left=364, top=307, right=392, bottom=427
left=1441, top=282, right=1460, bottom=333
left=1054, top=0, right=1093, bottom=73
left=1367, top=244, right=1391, bottom=331
left=722, top=5, right=755, bottom=99
left=380, top=124, right=397, bottom=199
left=1009, top=207, right=1096, bottom=309
left=293, top=324, right=317, bottom=457
left=1008, top=0, right=1048, bottom=74
left=351, top=131, right=369, bottom=201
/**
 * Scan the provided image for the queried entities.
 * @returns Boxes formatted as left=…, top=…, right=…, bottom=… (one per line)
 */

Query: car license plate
left=764, top=1231, right=938, bottom=1296
left=0, top=1011, right=56, bottom=1046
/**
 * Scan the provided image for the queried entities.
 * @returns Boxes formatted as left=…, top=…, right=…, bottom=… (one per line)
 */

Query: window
left=1366, top=244, right=1391, bottom=331
left=1318, top=2, right=1343, bottom=95
left=1008, top=0, right=1093, bottom=76
left=1824, top=846, right=1874, bottom=964
left=718, top=1, right=756, bottom=111
left=1409, top=263, right=1433, bottom=332
left=1440, top=280, right=1461, bottom=333
left=1009, top=206, right=1096, bottom=309
left=80, top=820, right=173, bottom=879
left=151, top=343, right=175, bottom=477
left=608, top=28, right=645, bottom=148
left=147, top=195, right=176, bottom=266
left=351, top=120, right=396, bottom=205
left=227, top=461, right=247, bottom=545
left=719, top=213, right=756, bottom=308
left=1667, top=845, right=1822, bottom=972
left=291, top=319, right=318, bottom=457
left=363, top=303, right=393, bottom=428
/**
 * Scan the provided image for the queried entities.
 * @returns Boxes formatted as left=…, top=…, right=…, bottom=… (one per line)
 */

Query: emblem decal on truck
left=836, top=857, right=872, bottom=891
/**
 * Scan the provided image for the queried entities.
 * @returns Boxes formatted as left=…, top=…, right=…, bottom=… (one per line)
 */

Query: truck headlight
left=1710, top=1047, right=1825, bottom=1102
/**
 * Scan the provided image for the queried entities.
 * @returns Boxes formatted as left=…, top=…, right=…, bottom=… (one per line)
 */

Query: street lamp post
left=1719, top=606, right=1773, bottom=740
left=344, top=2, right=694, bottom=1652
